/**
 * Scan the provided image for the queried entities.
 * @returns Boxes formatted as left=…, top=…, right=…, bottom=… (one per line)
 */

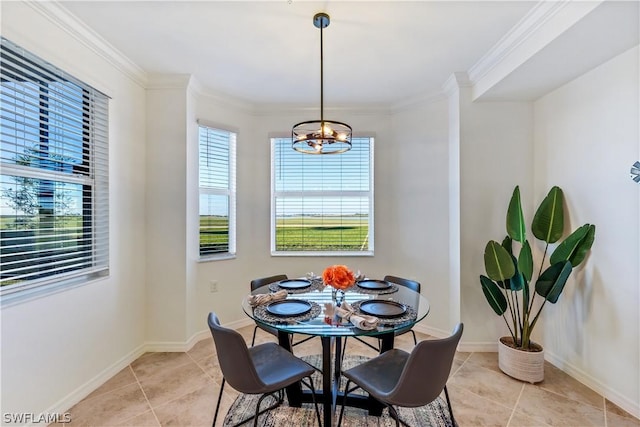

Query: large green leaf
left=501, top=236, right=513, bottom=254
left=507, top=186, right=526, bottom=243
left=506, top=252, right=524, bottom=291
left=509, top=271, right=524, bottom=292
left=484, top=241, right=516, bottom=282
left=535, top=261, right=573, bottom=303
left=480, top=275, right=508, bottom=315
left=500, top=236, right=523, bottom=291
left=532, top=186, right=565, bottom=243
left=518, top=240, right=533, bottom=282
left=551, top=224, right=596, bottom=267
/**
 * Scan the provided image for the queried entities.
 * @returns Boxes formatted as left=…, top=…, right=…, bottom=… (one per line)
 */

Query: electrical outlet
left=209, top=280, right=219, bottom=293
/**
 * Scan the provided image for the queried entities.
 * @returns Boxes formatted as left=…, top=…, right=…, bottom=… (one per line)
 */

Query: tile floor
left=57, top=326, right=639, bottom=426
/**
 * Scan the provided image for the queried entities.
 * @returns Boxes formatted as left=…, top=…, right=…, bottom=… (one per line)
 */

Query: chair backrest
left=207, top=312, right=265, bottom=393
left=383, top=275, right=421, bottom=293
left=387, top=323, right=463, bottom=407
left=250, top=274, right=288, bottom=292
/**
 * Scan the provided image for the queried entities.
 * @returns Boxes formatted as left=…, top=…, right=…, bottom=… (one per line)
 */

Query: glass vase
left=332, top=288, right=345, bottom=307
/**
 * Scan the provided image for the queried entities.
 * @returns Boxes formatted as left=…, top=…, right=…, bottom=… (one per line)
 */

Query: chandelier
left=292, top=13, right=352, bottom=154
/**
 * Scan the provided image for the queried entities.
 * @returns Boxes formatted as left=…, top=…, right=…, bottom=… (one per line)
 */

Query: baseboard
left=144, top=318, right=254, bottom=352
left=545, top=350, right=640, bottom=419
left=36, top=318, right=256, bottom=425
left=413, top=324, right=498, bottom=352
left=457, top=341, right=498, bottom=352
left=38, top=344, right=146, bottom=426
left=412, top=323, right=449, bottom=338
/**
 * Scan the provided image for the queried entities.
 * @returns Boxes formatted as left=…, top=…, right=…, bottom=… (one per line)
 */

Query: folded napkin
left=335, top=301, right=379, bottom=331
left=248, top=289, right=288, bottom=307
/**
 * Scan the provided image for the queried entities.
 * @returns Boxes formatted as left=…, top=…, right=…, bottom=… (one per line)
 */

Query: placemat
left=350, top=282, right=399, bottom=295
left=253, top=300, right=321, bottom=324
left=268, top=279, right=323, bottom=294
left=350, top=300, right=417, bottom=326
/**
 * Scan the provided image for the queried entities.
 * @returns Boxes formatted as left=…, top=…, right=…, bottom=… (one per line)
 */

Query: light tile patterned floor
left=56, top=326, right=639, bottom=427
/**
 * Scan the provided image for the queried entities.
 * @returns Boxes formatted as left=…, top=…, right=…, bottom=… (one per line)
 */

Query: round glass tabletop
left=242, top=281, right=430, bottom=338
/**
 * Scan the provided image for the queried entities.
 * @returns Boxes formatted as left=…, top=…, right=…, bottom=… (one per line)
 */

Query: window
left=271, top=136, right=374, bottom=255
left=198, top=123, right=236, bottom=258
left=0, top=37, right=109, bottom=296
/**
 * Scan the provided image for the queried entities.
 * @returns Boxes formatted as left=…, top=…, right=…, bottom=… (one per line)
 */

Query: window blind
left=198, top=124, right=236, bottom=257
left=271, top=137, right=373, bottom=254
left=0, top=37, right=109, bottom=294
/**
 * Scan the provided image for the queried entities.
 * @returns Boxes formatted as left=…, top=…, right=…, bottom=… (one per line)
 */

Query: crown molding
left=467, top=0, right=604, bottom=100
left=24, top=1, right=148, bottom=88
left=189, top=78, right=256, bottom=114
left=467, top=0, right=573, bottom=84
left=146, top=74, right=193, bottom=90
left=442, top=72, right=472, bottom=96
left=391, top=90, right=447, bottom=113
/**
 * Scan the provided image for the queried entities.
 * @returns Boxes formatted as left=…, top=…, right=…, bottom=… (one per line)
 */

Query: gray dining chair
left=344, top=275, right=422, bottom=354
left=383, top=275, right=421, bottom=345
left=207, top=312, right=321, bottom=427
left=338, top=323, right=463, bottom=427
left=249, top=274, right=315, bottom=348
left=250, top=274, right=288, bottom=346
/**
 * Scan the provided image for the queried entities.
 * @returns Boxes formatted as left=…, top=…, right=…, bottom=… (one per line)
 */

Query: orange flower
left=322, top=265, right=355, bottom=290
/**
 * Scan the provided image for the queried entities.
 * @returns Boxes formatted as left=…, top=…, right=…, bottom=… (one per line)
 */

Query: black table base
left=279, top=331, right=393, bottom=426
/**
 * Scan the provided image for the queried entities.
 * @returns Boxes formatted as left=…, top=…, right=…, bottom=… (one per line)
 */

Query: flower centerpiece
left=323, top=265, right=355, bottom=305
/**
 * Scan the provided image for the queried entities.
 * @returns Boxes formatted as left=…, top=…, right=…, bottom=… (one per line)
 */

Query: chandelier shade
left=292, top=13, right=352, bottom=154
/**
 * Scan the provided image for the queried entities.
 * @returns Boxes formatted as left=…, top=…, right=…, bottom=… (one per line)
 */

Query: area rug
left=223, top=354, right=455, bottom=427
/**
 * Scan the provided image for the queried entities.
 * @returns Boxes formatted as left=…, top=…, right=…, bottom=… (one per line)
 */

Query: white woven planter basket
left=498, top=337, right=544, bottom=383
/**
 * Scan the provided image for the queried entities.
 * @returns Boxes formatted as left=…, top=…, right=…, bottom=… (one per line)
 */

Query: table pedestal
left=280, top=331, right=393, bottom=426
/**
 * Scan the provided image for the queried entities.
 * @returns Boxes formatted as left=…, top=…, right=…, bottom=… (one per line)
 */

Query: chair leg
left=387, top=404, right=401, bottom=427
left=444, top=385, right=456, bottom=426
left=410, top=330, right=417, bottom=345
left=250, top=325, right=258, bottom=347
left=337, top=379, right=351, bottom=427
left=341, top=338, right=348, bottom=365
left=212, top=378, right=226, bottom=427
left=224, top=391, right=280, bottom=427
left=386, top=404, right=413, bottom=427
left=253, top=392, right=282, bottom=427
left=292, top=335, right=315, bottom=347
left=352, top=336, right=380, bottom=352
left=302, top=376, right=322, bottom=427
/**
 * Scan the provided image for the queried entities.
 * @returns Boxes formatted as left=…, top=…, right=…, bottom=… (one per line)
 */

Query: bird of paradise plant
left=480, top=186, right=595, bottom=350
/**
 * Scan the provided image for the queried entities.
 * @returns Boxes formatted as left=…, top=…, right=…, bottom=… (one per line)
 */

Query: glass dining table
left=241, top=278, right=430, bottom=427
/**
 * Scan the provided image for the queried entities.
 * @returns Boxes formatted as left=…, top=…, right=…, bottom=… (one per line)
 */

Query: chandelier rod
left=320, top=17, right=324, bottom=128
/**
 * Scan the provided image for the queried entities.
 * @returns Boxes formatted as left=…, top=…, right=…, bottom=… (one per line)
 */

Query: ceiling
left=59, top=1, right=537, bottom=106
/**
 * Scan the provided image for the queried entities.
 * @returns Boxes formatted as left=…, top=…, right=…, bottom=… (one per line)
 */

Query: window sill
left=1, top=271, right=109, bottom=308
left=198, top=253, right=236, bottom=263
left=270, top=251, right=374, bottom=257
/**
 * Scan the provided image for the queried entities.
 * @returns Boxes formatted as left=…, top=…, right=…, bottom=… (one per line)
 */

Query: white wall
left=0, top=1, right=147, bottom=416
left=144, top=76, right=190, bottom=344
left=451, top=77, right=535, bottom=348
left=533, top=46, right=640, bottom=415
left=389, top=99, right=451, bottom=332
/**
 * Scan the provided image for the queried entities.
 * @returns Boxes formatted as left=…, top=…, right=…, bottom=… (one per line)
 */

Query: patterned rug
left=223, top=354, right=455, bottom=427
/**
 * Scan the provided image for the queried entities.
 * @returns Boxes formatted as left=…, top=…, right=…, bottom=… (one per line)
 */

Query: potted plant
left=480, top=185, right=595, bottom=383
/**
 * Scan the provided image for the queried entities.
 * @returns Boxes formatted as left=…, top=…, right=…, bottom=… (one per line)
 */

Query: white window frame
left=197, top=121, right=236, bottom=260
left=0, top=37, right=109, bottom=300
left=270, top=135, right=374, bottom=256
